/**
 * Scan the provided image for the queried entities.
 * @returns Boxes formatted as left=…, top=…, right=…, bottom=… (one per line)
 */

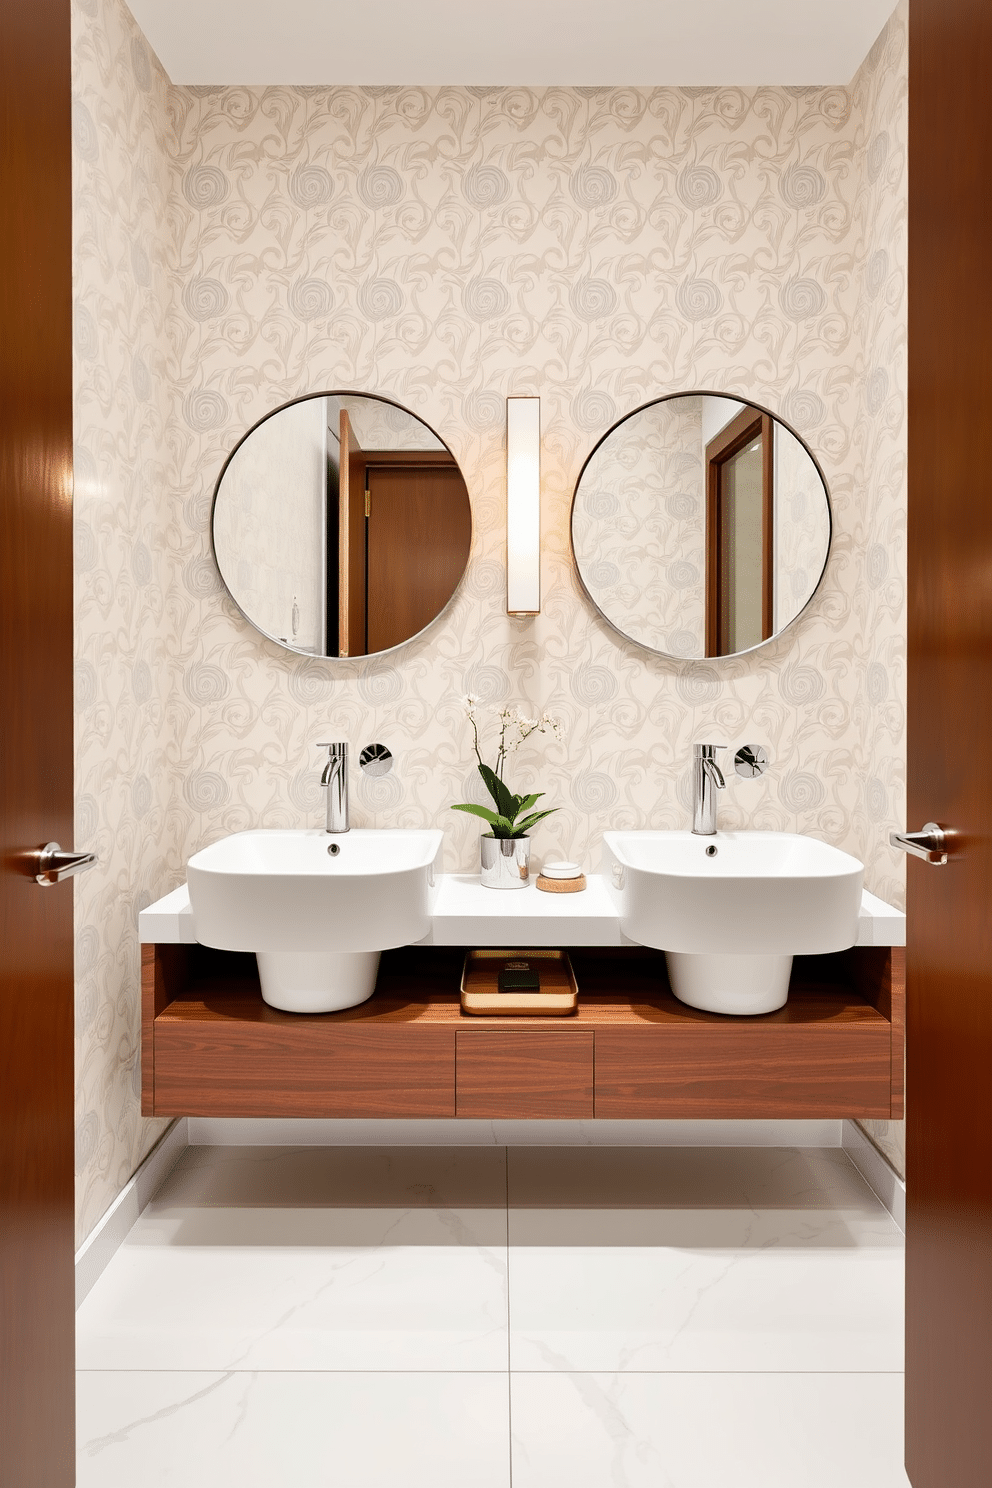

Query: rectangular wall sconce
left=506, top=395, right=541, bottom=615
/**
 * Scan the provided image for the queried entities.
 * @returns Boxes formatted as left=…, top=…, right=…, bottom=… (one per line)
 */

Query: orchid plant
left=451, top=696, right=564, bottom=840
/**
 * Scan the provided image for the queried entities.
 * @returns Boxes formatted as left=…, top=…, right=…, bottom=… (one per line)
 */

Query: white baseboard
left=187, top=1117, right=844, bottom=1149
left=75, top=1119, right=188, bottom=1309
left=842, top=1119, right=906, bottom=1231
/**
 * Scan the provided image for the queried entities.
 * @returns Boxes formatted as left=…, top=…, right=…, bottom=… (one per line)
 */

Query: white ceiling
left=127, top=0, right=898, bottom=87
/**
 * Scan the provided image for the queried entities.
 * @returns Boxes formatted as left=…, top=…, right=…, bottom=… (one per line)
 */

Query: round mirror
left=571, top=393, right=831, bottom=660
left=212, top=392, right=472, bottom=658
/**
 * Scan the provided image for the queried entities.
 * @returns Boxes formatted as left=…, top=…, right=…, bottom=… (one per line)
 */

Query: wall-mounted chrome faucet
left=692, top=744, right=726, bottom=836
left=318, top=741, right=396, bottom=832
left=692, top=742, right=770, bottom=835
left=318, top=742, right=349, bottom=833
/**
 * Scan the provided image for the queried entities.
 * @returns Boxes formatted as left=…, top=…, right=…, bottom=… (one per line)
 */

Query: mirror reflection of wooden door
left=337, top=409, right=367, bottom=657
left=705, top=408, right=774, bottom=656
left=366, top=453, right=472, bottom=654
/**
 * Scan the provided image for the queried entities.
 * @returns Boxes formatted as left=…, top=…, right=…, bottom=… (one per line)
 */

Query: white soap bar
left=541, top=861, right=583, bottom=879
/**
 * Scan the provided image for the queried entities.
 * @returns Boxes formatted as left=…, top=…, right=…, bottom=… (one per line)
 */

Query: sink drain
left=705, top=844, right=718, bottom=857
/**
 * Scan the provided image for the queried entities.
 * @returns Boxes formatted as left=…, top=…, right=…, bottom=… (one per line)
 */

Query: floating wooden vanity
left=141, top=943, right=904, bottom=1122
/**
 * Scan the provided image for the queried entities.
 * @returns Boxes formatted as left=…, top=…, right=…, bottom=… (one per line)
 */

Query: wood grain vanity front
left=154, top=1017, right=455, bottom=1119
left=594, top=999, right=891, bottom=1119
left=456, top=1030, right=594, bottom=1118
left=142, top=945, right=904, bottom=1122
left=147, top=948, right=455, bottom=1118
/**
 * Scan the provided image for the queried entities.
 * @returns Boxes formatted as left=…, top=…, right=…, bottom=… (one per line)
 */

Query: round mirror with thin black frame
left=211, top=392, right=472, bottom=659
left=571, top=392, right=831, bottom=660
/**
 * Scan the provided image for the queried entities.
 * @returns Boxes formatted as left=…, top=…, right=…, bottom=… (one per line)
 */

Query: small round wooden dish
left=536, top=872, right=586, bottom=893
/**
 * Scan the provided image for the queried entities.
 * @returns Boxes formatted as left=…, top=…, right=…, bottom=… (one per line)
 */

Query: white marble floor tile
left=77, top=1370, right=510, bottom=1488
left=77, top=1146, right=508, bottom=1372
left=510, top=1371, right=912, bottom=1488
left=508, top=1147, right=903, bottom=1372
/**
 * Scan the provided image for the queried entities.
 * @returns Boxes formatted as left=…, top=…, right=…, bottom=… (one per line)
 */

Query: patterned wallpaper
left=342, top=396, right=447, bottom=452
left=73, top=0, right=908, bottom=1244
left=72, top=0, right=177, bottom=1245
left=773, top=421, right=832, bottom=631
left=572, top=396, right=706, bottom=658
left=846, top=8, right=908, bottom=1176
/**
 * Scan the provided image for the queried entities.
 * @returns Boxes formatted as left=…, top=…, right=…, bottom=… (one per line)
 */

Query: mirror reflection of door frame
left=338, top=409, right=368, bottom=658
left=705, top=406, right=774, bottom=657
left=337, top=432, right=470, bottom=659
left=365, top=451, right=468, bottom=655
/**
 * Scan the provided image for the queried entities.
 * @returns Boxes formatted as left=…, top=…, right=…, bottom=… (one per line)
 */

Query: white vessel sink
left=602, top=830, right=864, bottom=1016
left=187, top=829, right=442, bottom=1014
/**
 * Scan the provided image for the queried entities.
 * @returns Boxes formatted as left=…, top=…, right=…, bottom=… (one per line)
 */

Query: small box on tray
left=460, top=949, right=578, bottom=1015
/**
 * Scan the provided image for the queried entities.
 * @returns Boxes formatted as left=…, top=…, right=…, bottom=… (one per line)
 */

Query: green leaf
left=514, top=808, right=559, bottom=834
left=453, top=804, right=520, bottom=837
left=478, top=763, right=517, bottom=822
left=450, top=803, right=501, bottom=825
left=515, top=792, right=543, bottom=814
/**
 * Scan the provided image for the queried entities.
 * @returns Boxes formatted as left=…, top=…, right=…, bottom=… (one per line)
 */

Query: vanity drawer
left=456, top=1030, right=594, bottom=1119
left=142, top=947, right=902, bottom=1122
left=594, top=1024, right=892, bottom=1119
left=153, top=1022, right=455, bottom=1119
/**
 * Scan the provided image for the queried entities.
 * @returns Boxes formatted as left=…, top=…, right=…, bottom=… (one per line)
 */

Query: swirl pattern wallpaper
left=573, top=396, right=707, bottom=657
left=72, top=0, right=908, bottom=1242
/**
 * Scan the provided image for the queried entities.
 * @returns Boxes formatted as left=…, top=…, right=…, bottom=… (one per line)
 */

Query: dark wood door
left=0, top=2, right=77, bottom=1485
left=366, top=457, right=471, bottom=654
left=905, top=2, right=992, bottom=1483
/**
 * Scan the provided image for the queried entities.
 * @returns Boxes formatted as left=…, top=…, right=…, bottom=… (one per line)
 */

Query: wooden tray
left=460, top=949, right=578, bottom=1016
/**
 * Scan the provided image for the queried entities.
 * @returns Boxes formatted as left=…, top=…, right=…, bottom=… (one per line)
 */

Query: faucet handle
left=317, top=741, right=348, bottom=756
left=694, top=742, right=726, bottom=757
left=734, top=744, right=769, bottom=778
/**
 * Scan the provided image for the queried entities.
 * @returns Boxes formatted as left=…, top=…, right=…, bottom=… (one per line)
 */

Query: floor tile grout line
left=508, top=1369, right=909, bottom=1376
left=75, top=1368, right=909, bottom=1376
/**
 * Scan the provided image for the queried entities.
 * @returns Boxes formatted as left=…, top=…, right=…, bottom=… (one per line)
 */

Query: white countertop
left=428, top=874, right=622, bottom=946
left=139, top=876, right=906, bottom=950
left=140, top=883, right=198, bottom=943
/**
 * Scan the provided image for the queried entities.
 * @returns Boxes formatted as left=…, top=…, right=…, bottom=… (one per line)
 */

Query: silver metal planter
left=480, top=833, right=531, bottom=889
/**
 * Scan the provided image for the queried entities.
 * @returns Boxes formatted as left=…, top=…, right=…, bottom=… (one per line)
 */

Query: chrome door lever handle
left=889, top=822, right=949, bottom=865
left=32, top=842, right=98, bottom=886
